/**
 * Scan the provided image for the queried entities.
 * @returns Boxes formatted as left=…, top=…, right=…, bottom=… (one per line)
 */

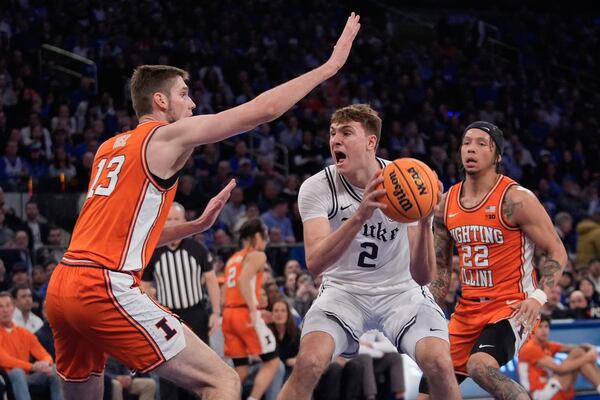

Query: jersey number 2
left=87, top=155, right=125, bottom=198
left=358, top=242, right=378, bottom=268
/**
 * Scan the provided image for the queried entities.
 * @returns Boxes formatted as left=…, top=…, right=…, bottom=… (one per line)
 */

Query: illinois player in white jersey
left=277, top=104, right=461, bottom=400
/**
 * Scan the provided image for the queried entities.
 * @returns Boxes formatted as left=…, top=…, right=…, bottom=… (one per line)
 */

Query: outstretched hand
left=327, top=12, right=361, bottom=73
left=195, top=179, right=236, bottom=232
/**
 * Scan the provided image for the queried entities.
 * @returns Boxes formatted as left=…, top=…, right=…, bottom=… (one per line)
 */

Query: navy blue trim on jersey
left=325, top=166, right=339, bottom=220
left=323, top=310, right=360, bottom=343
left=340, top=174, right=362, bottom=202
left=395, top=315, right=417, bottom=352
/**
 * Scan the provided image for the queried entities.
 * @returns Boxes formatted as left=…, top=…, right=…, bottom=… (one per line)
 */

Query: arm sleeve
left=0, top=346, right=32, bottom=372
left=297, top=171, right=333, bottom=222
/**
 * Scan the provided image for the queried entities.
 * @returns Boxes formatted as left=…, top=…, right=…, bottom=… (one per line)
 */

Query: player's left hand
left=208, top=313, right=220, bottom=337
left=511, top=298, right=542, bottom=330
left=195, top=179, right=236, bottom=232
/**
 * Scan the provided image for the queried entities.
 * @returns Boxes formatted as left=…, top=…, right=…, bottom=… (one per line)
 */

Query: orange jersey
left=63, top=121, right=177, bottom=272
left=445, top=175, right=536, bottom=301
left=223, top=249, right=263, bottom=308
left=518, top=339, right=563, bottom=392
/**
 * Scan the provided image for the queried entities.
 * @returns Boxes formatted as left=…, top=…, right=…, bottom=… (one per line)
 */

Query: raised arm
left=503, top=186, right=568, bottom=328
left=428, top=193, right=455, bottom=305
left=148, top=14, right=361, bottom=177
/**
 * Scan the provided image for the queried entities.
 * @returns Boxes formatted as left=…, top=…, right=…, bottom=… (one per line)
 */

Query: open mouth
left=464, top=157, right=477, bottom=166
left=334, top=150, right=347, bottom=166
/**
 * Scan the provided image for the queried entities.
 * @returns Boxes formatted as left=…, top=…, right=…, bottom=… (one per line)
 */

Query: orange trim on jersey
left=140, top=124, right=178, bottom=193
left=498, top=183, right=519, bottom=231
left=456, top=174, right=503, bottom=213
left=118, top=180, right=150, bottom=270
left=103, top=270, right=165, bottom=363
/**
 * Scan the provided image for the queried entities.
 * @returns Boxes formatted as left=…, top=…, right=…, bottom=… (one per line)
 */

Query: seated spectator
left=35, top=226, right=65, bottom=266
left=590, top=259, right=600, bottom=292
left=261, top=198, right=295, bottom=243
left=267, top=299, right=301, bottom=377
left=0, top=141, right=29, bottom=190
left=578, top=277, right=600, bottom=308
left=542, top=286, right=567, bottom=318
left=554, top=211, right=575, bottom=255
left=265, top=227, right=291, bottom=276
left=31, top=265, right=46, bottom=298
left=357, top=330, right=405, bottom=400
left=314, top=356, right=364, bottom=400
left=292, top=272, right=318, bottom=318
left=519, top=315, right=600, bottom=399
left=218, top=187, right=246, bottom=233
left=0, top=260, right=9, bottom=292
left=11, top=285, right=43, bottom=333
left=567, top=290, right=591, bottom=319
left=575, top=212, right=600, bottom=266
left=0, top=207, right=15, bottom=247
left=0, top=291, right=62, bottom=400
left=105, top=357, right=156, bottom=400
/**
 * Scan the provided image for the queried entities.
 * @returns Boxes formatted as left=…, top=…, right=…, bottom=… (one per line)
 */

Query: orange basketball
left=378, top=158, right=439, bottom=223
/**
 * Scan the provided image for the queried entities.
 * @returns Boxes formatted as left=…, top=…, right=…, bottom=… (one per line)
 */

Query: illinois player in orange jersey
left=419, top=121, right=568, bottom=399
left=518, top=315, right=600, bottom=400
left=222, top=218, right=280, bottom=400
left=45, top=13, right=361, bottom=400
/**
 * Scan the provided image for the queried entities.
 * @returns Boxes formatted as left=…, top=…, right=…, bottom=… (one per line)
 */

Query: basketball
left=378, top=158, right=439, bottom=223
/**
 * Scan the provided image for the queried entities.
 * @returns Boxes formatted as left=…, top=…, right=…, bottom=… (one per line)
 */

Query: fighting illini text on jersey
left=444, top=175, right=536, bottom=301
left=62, top=121, right=177, bottom=273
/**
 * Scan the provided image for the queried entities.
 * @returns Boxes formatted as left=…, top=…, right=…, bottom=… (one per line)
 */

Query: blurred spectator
left=0, top=207, right=15, bottom=246
left=35, top=301, right=55, bottom=359
left=35, top=226, right=65, bottom=266
left=577, top=278, right=600, bottom=308
left=568, top=290, right=590, bottom=319
left=357, top=330, right=405, bottom=400
left=30, top=265, right=46, bottom=298
left=11, top=285, right=42, bottom=333
left=292, top=272, right=318, bottom=318
left=542, top=286, right=567, bottom=318
left=279, top=116, right=303, bottom=152
left=265, top=227, right=292, bottom=277
left=232, top=203, right=260, bottom=240
left=590, top=259, right=600, bottom=292
left=0, top=291, right=62, bottom=400
left=0, top=260, right=8, bottom=291
left=554, top=211, right=575, bottom=255
left=261, top=198, right=295, bottom=243
left=576, top=212, right=600, bottom=266
left=105, top=357, right=156, bottom=400
left=218, top=187, right=246, bottom=233
left=267, top=298, right=300, bottom=377
left=23, top=201, right=48, bottom=252
left=0, top=140, right=28, bottom=190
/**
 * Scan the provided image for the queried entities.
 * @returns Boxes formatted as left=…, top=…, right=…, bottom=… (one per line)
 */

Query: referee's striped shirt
left=142, top=238, right=213, bottom=310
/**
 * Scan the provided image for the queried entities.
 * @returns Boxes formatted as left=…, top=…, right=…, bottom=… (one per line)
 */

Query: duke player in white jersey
left=277, top=104, right=461, bottom=400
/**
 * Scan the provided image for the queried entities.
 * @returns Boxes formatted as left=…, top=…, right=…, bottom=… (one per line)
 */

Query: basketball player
left=222, top=218, right=280, bottom=400
left=45, top=13, right=361, bottom=400
left=277, top=104, right=461, bottom=400
left=422, top=121, right=568, bottom=399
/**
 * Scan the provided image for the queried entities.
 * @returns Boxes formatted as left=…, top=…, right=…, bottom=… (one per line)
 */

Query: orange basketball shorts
left=222, top=307, right=276, bottom=359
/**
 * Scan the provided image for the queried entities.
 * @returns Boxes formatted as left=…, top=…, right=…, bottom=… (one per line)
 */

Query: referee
left=142, top=202, right=221, bottom=400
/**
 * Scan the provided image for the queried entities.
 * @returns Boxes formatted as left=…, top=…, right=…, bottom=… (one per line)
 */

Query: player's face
left=254, top=231, right=269, bottom=251
left=330, top=120, right=377, bottom=174
left=0, top=297, right=14, bottom=325
left=271, top=301, right=288, bottom=325
left=534, top=321, right=550, bottom=342
left=165, top=76, right=195, bottom=123
left=461, top=129, right=498, bottom=175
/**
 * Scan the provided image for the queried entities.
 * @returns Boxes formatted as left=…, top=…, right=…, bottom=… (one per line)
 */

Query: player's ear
left=153, top=92, right=168, bottom=111
left=368, top=134, right=377, bottom=150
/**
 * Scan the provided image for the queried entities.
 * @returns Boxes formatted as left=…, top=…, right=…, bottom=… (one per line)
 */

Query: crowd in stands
left=0, top=0, right=600, bottom=398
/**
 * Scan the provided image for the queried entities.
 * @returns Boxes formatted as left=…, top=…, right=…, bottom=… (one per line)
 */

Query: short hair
left=0, top=291, right=11, bottom=300
left=130, top=65, right=189, bottom=118
left=239, top=218, right=267, bottom=242
left=331, top=104, right=382, bottom=147
left=11, top=284, right=30, bottom=298
left=539, top=314, right=551, bottom=326
left=555, top=212, right=573, bottom=225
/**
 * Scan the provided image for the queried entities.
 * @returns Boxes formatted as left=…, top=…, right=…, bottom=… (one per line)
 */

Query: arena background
left=0, top=0, right=599, bottom=399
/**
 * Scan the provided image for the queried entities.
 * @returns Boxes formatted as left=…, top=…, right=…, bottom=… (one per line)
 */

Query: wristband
left=529, top=289, right=547, bottom=306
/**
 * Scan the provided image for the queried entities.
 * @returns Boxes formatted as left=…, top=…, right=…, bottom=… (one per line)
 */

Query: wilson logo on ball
left=389, top=170, right=413, bottom=212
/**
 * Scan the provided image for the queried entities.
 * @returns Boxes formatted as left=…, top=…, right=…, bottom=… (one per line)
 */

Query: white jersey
left=298, top=159, right=419, bottom=295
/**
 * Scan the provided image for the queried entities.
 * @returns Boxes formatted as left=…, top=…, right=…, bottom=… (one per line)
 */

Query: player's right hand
left=247, top=309, right=257, bottom=327
left=194, top=179, right=236, bottom=232
left=355, top=171, right=387, bottom=224
left=326, top=12, right=361, bottom=73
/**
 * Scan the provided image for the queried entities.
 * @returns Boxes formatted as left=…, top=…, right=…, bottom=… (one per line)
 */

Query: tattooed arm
left=502, top=185, right=567, bottom=327
left=428, top=193, right=455, bottom=306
